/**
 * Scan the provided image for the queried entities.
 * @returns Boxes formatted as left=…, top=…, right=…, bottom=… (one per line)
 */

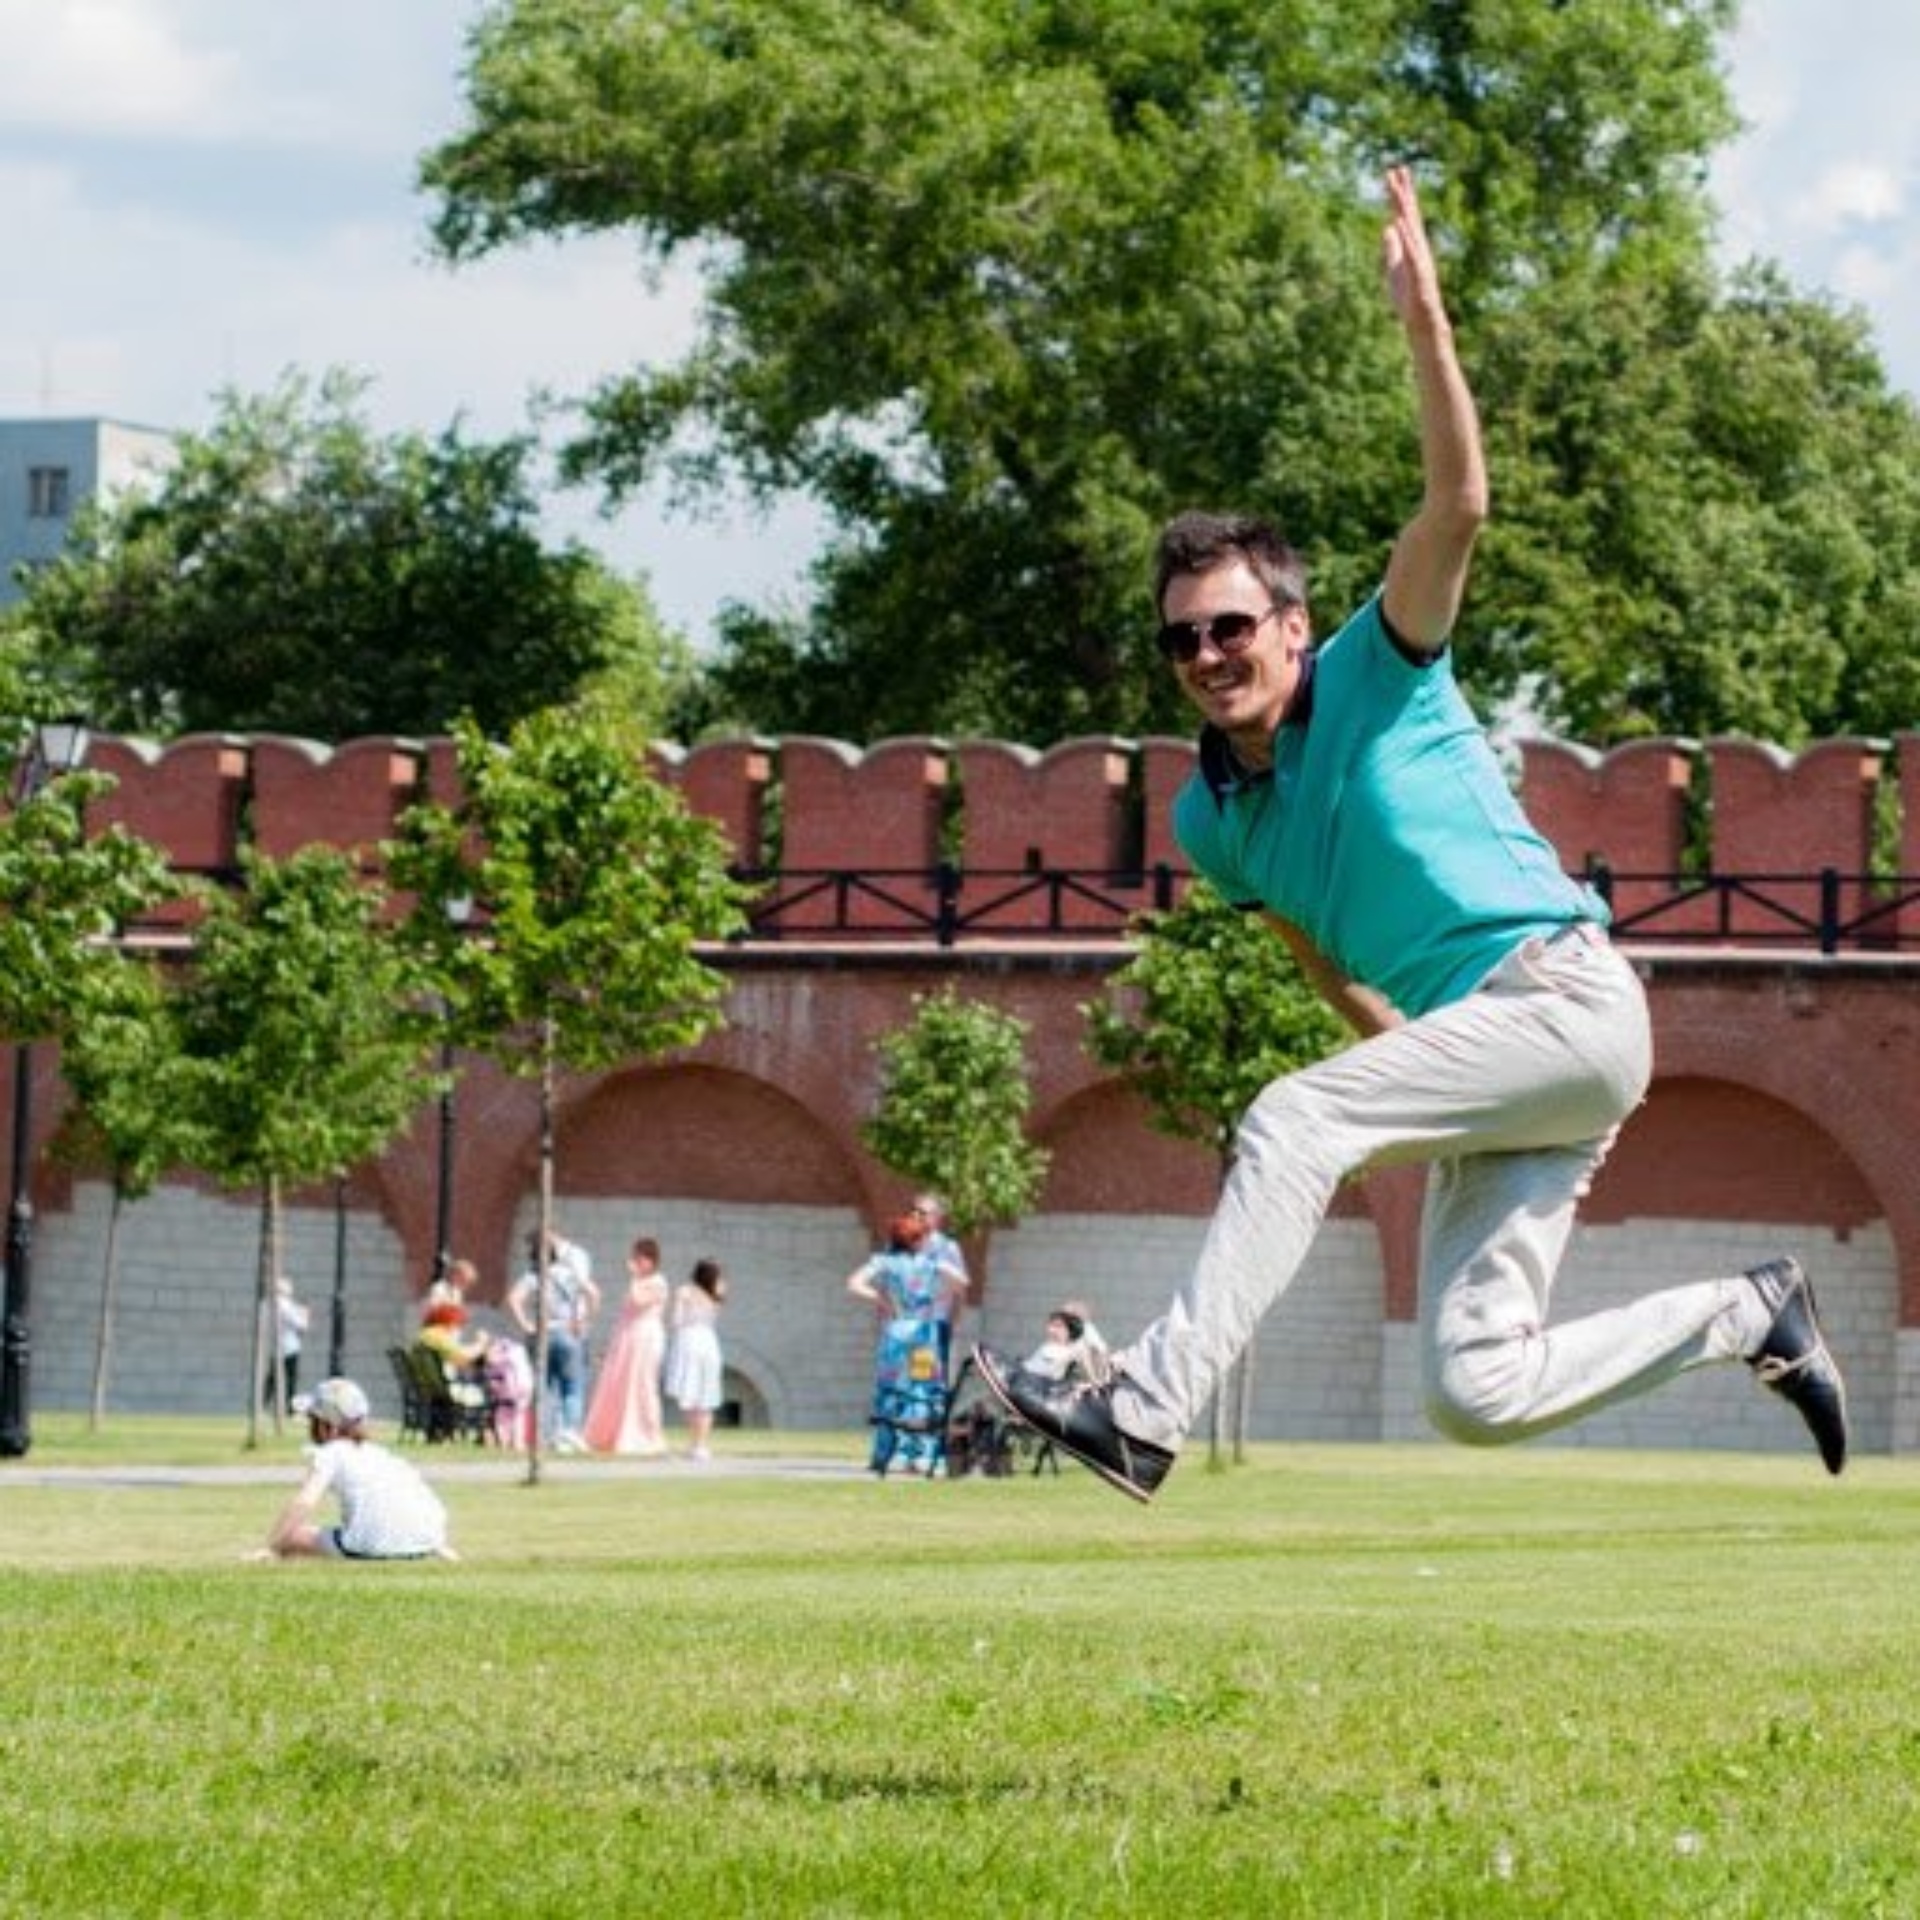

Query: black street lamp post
left=1, top=718, right=93, bottom=1458
left=1, top=1048, right=38, bottom=1456
left=429, top=896, right=473, bottom=1287
left=328, top=1175, right=349, bottom=1378
left=432, top=1036, right=457, bottom=1284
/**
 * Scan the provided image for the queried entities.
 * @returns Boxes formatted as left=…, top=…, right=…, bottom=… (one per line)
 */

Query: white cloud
left=9, top=0, right=1918, bottom=642
left=0, top=0, right=238, bottom=137
left=0, top=0, right=481, bottom=154
left=1788, top=163, right=1904, bottom=238
left=1712, top=0, right=1920, bottom=391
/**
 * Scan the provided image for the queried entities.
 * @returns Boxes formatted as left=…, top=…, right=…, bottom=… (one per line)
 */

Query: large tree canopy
left=423, top=0, right=1920, bottom=748
left=5, top=370, right=696, bottom=743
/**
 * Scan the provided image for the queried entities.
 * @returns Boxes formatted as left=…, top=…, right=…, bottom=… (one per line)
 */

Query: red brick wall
left=33, top=729, right=1920, bottom=1333
left=79, top=728, right=1898, bottom=908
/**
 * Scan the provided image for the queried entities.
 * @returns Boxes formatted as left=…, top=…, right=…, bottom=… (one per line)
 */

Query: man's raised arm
left=1378, top=165, right=1488, bottom=656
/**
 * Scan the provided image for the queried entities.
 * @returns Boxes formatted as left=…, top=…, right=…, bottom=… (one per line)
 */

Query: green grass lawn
left=2, top=1420, right=1916, bottom=1918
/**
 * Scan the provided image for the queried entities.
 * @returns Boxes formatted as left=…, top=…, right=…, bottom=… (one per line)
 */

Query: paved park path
left=0, top=1451, right=871, bottom=1489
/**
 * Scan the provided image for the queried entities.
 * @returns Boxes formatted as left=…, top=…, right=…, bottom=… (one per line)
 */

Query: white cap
left=291, top=1378, right=370, bottom=1427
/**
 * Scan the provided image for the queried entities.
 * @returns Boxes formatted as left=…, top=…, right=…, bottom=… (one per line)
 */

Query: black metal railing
left=728, top=863, right=1184, bottom=946
left=1584, top=864, right=1920, bottom=956
left=120, top=860, right=1920, bottom=955
left=728, top=863, right=1920, bottom=953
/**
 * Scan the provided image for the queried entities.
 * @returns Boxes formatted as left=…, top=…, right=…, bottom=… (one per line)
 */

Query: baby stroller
left=943, top=1354, right=1059, bottom=1479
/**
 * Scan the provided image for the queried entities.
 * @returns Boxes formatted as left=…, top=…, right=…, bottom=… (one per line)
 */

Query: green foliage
left=50, top=951, right=200, bottom=1202
left=1473, top=259, right=1920, bottom=745
left=170, top=847, right=439, bottom=1190
left=0, top=759, right=180, bottom=1047
left=393, top=703, right=749, bottom=1475
left=1085, top=883, right=1342, bottom=1159
left=414, top=0, right=1920, bottom=750
left=392, top=704, right=750, bottom=1076
left=3, top=369, right=683, bottom=741
left=861, top=985, right=1049, bottom=1234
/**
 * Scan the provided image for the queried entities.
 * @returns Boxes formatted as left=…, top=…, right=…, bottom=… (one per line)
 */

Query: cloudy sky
left=2, top=0, right=1915, bottom=645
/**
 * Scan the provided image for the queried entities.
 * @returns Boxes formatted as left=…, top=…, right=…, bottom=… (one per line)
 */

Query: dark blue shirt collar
left=1195, top=649, right=1317, bottom=799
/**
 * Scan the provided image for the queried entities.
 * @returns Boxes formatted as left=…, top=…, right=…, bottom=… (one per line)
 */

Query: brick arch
left=1035, top=1074, right=1393, bottom=1219
left=553, top=1064, right=869, bottom=1206
left=1035, top=1078, right=1218, bottom=1215
left=1587, top=1076, right=1880, bottom=1230
left=1645, top=970, right=1920, bottom=1321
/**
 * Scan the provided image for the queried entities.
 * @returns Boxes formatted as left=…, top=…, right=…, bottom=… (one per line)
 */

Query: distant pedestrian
left=261, top=1275, right=311, bottom=1415
left=583, top=1235, right=671, bottom=1457
left=507, top=1227, right=602, bottom=1453
left=664, top=1258, right=729, bottom=1462
left=424, top=1256, right=479, bottom=1319
left=846, top=1210, right=967, bottom=1477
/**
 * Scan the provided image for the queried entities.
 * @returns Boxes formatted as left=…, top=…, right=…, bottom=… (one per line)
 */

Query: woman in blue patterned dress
left=846, top=1210, right=969, bottom=1477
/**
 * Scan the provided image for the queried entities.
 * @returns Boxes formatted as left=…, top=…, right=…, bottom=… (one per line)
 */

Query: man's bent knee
left=1424, top=1347, right=1534, bottom=1448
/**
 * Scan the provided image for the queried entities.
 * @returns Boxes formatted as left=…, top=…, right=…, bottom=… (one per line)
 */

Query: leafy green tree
left=5, top=369, right=694, bottom=742
left=391, top=701, right=749, bottom=1480
left=1471, top=259, right=1920, bottom=744
left=0, top=729, right=181, bottom=1454
left=418, top=0, right=1920, bottom=749
left=860, top=985, right=1050, bottom=1302
left=1084, top=881, right=1342, bottom=1460
left=50, top=954, right=202, bottom=1428
left=168, top=847, right=442, bottom=1445
left=1085, top=884, right=1343, bottom=1162
left=0, top=755, right=179, bottom=1048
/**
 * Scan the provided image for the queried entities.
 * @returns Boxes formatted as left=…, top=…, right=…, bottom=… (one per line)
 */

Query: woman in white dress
left=663, top=1258, right=728, bottom=1461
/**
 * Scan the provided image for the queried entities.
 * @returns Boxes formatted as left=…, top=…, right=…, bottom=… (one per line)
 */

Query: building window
left=27, top=466, right=72, bottom=518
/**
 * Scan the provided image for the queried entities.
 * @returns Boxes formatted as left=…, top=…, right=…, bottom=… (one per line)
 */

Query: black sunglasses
left=1155, top=604, right=1281, bottom=664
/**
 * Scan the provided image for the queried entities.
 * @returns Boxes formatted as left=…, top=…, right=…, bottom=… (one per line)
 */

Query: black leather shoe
left=1746, top=1257, right=1848, bottom=1475
left=973, top=1345, right=1175, bottom=1504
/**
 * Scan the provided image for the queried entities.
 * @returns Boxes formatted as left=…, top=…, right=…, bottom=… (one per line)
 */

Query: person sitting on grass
left=252, top=1377, right=458, bottom=1562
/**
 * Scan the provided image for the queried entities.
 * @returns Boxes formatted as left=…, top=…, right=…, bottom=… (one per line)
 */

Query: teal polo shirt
left=1172, top=593, right=1606, bottom=1018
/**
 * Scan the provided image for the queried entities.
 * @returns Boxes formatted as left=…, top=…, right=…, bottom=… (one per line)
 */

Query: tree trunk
left=1231, top=1342, right=1255, bottom=1465
left=245, top=1176, right=280, bottom=1449
left=328, top=1174, right=349, bottom=1377
left=87, top=1183, right=127, bottom=1432
left=1205, top=1146, right=1234, bottom=1472
left=956, top=1225, right=988, bottom=1363
left=525, top=1022, right=556, bottom=1488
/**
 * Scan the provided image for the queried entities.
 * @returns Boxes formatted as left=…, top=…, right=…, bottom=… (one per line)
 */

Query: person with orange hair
left=846, top=1210, right=968, bottom=1478
left=414, top=1298, right=489, bottom=1407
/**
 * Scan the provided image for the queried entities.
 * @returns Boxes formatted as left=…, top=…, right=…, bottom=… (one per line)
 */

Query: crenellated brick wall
left=11, top=728, right=1919, bottom=1460
left=76, top=728, right=1920, bottom=899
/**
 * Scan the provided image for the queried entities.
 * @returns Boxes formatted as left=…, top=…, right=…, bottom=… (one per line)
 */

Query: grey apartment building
left=0, top=417, right=176, bottom=604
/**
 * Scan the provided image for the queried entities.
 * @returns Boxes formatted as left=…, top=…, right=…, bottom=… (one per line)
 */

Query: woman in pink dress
left=583, top=1235, right=671, bottom=1455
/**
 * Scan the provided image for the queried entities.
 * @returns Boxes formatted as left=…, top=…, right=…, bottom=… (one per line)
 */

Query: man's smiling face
left=1161, top=558, right=1310, bottom=766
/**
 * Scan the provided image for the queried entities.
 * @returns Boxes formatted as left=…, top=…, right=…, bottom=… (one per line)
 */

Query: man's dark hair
left=1154, top=510, right=1308, bottom=617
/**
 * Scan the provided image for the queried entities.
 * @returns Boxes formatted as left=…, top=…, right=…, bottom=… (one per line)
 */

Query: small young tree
left=170, top=846, right=443, bottom=1447
left=51, top=952, right=202, bottom=1428
left=860, top=985, right=1051, bottom=1326
left=1084, top=882, right=1343, bottom=1463
left=391, top=701, right=749, bottom=1482
left=1, top=720, right=180, bottom=1454
left=0, top=753, right=179, bottom=1041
